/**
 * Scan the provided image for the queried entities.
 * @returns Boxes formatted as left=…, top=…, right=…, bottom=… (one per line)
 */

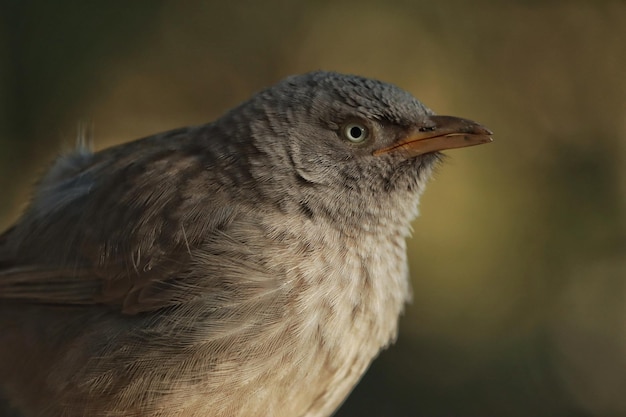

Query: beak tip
left=475, top=125, right=493, bottom=136
left=473, top=125, right=493, bottom=143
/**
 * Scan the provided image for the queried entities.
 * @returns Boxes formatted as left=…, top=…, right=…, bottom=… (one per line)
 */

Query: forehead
left=277, top=71, right=433, bottom=125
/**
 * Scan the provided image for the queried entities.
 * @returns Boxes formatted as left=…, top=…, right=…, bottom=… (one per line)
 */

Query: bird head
left=215, top=71, right=492, bottom=231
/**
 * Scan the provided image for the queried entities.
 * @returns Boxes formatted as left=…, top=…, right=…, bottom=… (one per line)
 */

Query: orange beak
left=374, top=115, right=493, bottom=157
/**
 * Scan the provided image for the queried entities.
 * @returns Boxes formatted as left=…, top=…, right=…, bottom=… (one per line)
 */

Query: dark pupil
left=349, top=126, right=363, bottom=138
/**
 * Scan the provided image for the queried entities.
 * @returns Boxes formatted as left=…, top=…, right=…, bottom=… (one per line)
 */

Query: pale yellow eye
left=342, top=123, right=369, bottom=143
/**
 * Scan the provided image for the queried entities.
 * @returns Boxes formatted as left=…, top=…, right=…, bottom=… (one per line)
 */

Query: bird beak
left=373, top=115, right=493, bottom=157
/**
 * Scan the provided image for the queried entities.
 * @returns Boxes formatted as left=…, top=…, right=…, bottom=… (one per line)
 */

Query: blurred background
left=1, top=1, right=625, bottom=416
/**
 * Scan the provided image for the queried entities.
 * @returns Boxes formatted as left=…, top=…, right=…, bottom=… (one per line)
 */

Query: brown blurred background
left=1, top=1, right=625, bottom=416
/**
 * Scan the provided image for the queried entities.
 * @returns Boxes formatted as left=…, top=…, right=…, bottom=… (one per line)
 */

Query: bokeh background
left=1, top=1, right=625, bottom=416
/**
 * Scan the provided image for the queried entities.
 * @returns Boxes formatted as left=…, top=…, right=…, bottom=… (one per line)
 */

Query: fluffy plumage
left=0, top=71, right=491, bottom=417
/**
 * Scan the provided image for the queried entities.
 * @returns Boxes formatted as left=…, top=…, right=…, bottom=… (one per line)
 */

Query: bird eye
left=342, top=123, right=369, bottom=143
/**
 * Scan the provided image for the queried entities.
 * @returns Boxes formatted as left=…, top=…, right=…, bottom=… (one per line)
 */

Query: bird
left=0, top=71, right=492, bottom=417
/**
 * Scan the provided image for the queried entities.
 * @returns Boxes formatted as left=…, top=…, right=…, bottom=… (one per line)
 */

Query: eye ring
left=342, top=122, right=369, bottom=143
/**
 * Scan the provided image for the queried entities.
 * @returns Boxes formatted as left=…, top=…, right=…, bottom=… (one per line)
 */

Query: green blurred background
left=1, top=1, right=625, bottom=416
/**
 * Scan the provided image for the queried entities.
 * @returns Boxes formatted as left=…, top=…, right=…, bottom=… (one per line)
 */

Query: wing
left=0, top=126, right=259, bottom=314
